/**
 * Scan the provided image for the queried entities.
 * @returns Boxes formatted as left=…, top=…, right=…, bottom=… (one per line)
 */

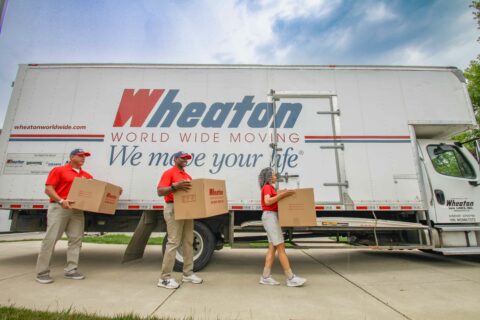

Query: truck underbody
left=9, top=208, right=480, bottom=271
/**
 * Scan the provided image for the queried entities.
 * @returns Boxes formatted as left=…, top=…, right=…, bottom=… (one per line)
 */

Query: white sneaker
left=259, top=276, right=280, bottom=285
left=286, top=275, right=306, bottom=287
left=157, top=278, right=180, bottom=289
left=182, top=274, right=203, bottom=284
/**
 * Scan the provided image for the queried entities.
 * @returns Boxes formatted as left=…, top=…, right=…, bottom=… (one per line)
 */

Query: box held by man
left=174, top=179, right=228, bottom=220
left=68, top=178, right=121, bottom=215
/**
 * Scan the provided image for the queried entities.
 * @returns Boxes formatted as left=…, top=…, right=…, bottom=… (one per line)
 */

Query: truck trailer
left=0, top=64, right=479, bottom=270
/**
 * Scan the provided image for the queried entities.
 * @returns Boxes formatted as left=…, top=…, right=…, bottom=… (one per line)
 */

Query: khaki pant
left=161, top=203, right=194, bottom=279
left=35, top=203, right=85, bottom=275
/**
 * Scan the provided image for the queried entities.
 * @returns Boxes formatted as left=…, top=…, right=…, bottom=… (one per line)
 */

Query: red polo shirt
left=45, top=163, right=93, bottom=202
left=261, top=183, right=278, bottom=212
left=157, top=166, right=192, bottom=203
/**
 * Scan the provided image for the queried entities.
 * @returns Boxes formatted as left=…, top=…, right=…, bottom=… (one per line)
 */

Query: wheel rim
left=175, top=230, right=204, bottom=263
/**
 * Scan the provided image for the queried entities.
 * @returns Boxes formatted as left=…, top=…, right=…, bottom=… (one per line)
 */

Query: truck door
left=267, top=91, right=344, bottom=203
left=418, top=140, right=480, bottom=223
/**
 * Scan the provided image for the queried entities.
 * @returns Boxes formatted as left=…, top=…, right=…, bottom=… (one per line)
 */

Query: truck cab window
left=427, top=145, right=476, bottom=179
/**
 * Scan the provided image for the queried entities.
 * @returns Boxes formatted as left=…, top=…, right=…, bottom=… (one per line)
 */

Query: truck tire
left=162, top=221, right=215, bottom=272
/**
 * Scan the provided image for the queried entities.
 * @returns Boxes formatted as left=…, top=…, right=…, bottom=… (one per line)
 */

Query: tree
left=453, top=57, right=480, bottom=152
left=452, top=1, right=480, bottom=156
left=471, top=1, right=480, bottom=41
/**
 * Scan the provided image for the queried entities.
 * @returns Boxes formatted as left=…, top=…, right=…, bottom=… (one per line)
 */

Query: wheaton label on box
left=278, top=188, right=317, bottom=227
left=174, top=179, right=228, bottom=220
left=68, top=178, right=121, bottom=215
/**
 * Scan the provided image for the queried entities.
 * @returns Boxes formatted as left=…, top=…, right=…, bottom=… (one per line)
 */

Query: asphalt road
left=0, top=238, right=479, bottom=319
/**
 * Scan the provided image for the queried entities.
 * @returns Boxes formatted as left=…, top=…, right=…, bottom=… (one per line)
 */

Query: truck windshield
left=427, top=145, right=476, bottom=179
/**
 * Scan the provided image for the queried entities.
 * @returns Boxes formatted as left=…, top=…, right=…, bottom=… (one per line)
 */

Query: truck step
left=239, top=217, right=428, bottom=230
left=435, top=225, right=480, bottom=232
left=433, top=247, right=480, bottom=255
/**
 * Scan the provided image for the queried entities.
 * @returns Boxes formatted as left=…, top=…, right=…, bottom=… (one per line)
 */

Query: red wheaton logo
left=209, top=188, right=223, bottom=196
left=106, top=193, right=117, bottom=199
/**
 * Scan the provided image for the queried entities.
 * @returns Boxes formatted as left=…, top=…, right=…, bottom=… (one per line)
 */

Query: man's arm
left=45, top=185, right=73, bottom=209
left=157, top=180, right=192, bottom=197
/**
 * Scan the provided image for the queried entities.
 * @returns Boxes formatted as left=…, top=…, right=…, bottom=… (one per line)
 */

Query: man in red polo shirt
left=156, top=151, right=203, bottom=289
left=35, top=148, right=93, bottom=284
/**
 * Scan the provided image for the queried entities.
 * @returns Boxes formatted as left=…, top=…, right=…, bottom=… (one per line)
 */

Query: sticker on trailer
left=3, top=153, right=66, bottom=175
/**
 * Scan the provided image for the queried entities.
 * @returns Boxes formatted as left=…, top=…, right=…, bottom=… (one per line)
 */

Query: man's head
left=69, top=148, right=91, bottom=168
left=173, top=151, right=191, bottom=169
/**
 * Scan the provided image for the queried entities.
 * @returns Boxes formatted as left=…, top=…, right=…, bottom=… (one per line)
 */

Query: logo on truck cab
left=113, top=89, right=301, bottom=128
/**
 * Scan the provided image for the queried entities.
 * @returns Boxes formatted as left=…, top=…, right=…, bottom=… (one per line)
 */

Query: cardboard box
left=68, top=178, right=121, bottom=215
left=174, top=179, right=228, bottom=220
left=278, top=188, right=317, bottom=227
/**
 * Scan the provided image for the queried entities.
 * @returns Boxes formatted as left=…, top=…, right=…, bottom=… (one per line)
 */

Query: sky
left=0, top=0, right=479, bottom=128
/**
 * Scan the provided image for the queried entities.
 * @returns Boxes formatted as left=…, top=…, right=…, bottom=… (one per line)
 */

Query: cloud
left=171, top=0, right=342, bottom=64
left=253, top=0, right=341, bottom=20
left=387, top=45, right=428, bottom=65
left=379, top=3, right=479, bottom=68
left=363, top=2, right=398, bottom=23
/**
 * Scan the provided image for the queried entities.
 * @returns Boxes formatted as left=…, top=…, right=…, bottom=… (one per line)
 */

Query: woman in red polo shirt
left=258, top=167, right=307, bottom=287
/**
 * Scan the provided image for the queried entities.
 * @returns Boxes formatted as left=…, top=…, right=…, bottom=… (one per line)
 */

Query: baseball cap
left=173, top=151, right=192, bottom=160
left=70, top=148, right=91, bottom=157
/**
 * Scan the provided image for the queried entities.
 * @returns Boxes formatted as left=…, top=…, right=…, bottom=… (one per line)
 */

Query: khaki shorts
left=262, top=211, right=284, bottom=246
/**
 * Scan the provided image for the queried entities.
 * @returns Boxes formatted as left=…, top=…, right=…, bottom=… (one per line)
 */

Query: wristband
left=171, top=184, right=176, bottom=191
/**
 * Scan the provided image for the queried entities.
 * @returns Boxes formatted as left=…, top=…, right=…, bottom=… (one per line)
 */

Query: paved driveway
left=0, top=239, right=479, bottom=319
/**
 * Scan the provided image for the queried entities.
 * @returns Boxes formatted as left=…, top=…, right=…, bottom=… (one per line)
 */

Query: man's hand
left=61, top=199, right=74, bottom=209
left=157, top=180, right=192, bottom=197
left=173, top=180, right=192, bottom=191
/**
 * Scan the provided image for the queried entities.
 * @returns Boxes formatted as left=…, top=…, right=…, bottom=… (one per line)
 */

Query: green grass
left=0, top=238, right=42, bottom=243
left=0, top=306, right=185, bottom=320
left=0, top=234, right=305, bottom=247
left=0, top=234, right=163, bottom=245
left=328, top=236, right=349, bottom=243
left=248, top=240, right=294, bottom=248
left=81, top=234, right=164, bottom=245
left=1, top=234, right=342, bottom=247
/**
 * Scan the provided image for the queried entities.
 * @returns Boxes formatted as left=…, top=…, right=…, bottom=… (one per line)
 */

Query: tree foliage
left=451, top=1, right=480, bottom=155
left=453, top=56, right=480, bottom=151
left=471, top=1, right=480, bottom=40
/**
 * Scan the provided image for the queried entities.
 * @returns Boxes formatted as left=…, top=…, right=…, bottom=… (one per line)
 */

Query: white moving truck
left=0, top=64, right=479, bottom=270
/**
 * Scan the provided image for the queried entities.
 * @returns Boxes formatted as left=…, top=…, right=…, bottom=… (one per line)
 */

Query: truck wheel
left=162, top=221, right=215, bottom=272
